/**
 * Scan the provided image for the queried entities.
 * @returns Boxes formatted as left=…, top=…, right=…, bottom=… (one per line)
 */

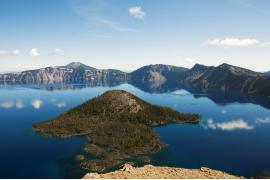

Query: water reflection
left=0, top=100, right=13, bottom=109
left=0, top=99, right=70, bottom=110
left=0, top=82, right=270, bottom=178
left=2, top=81, right=270, bottom=110
left=31, top=99, right=43, bottom=109
left=256, top=117, right=270, bottom=124
left=202, top=119, right=254, bottom=131
left=0, top=99, right=25, bottom=109
left=16, top=100, right=24, bottom=109
left=55, top=101, right=67, bottom=108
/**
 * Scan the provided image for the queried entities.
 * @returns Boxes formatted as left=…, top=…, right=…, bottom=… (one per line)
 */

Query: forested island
left=33, top=90, right=200, bottom=172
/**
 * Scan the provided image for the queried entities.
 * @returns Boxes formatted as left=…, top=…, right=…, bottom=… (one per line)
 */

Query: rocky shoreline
left=83, top=163, right=241, bottom=179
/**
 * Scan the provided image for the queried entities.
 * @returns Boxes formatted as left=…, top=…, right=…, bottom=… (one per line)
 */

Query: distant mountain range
left=0, top=62, right=128, bottom=84
left=264, top=71, right=270, bottom=77
left=0, top=62, right=270, bottom=97
left=180, top=63, right=270, bottom=96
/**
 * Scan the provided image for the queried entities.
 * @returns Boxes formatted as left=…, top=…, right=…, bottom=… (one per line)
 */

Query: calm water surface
left=0, top=83, right=270, bottom=178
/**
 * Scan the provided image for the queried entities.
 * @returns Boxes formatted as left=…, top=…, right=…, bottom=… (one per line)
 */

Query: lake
left=0, top=83, right=270, bottom=178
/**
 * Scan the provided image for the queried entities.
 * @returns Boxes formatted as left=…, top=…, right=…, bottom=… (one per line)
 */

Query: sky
left=0, top=0, right=270, bottom=72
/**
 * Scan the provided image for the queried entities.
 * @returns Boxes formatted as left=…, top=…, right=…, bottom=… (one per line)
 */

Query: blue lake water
left=0, top=83, right=270, bottom=178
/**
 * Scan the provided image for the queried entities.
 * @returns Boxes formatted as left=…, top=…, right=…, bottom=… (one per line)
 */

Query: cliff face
left=0, top=62, right=129, bottom=84
left=1, top=62, right=270, bottom=97
left=185, top=64, right=270, bottom=96
left=83, top=163, right=241, bottom=179
left=130, top=64, right=188, bottom=87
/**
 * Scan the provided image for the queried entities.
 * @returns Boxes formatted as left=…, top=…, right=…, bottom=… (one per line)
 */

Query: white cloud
left=235, top=0, right=270, bottom=15
left=15, top=100, right=24, bottom=109
left=29, top=48, right=40, bottom=57
left=54, top=48, right=64, bottom=54
left=71, top=1, right=137, bottom=33
left=48, top=48, right=64, bottom=55
left=206, top=38, right=259, bottom=46
left=256, top=117, right=270, bottom=124
left=31, top=99, right=43, bottom=109
left=176, top=56, right=197, bottom=67
left=260, top=42, right=270, bottom=47
left=0, top=50, right=21, bottom=56
left=178, top=56, right=197, bottom=63
left=129, top=6, right=145, bottom=20
left=100, top=19, right=137, bottom=32
left=204, top=119, right=254, bottom=131
left=0, top=101, right=13, bottom=109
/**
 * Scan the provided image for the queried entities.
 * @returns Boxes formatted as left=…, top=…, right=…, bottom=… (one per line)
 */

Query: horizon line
left=0, top=62, right=267, bottom=74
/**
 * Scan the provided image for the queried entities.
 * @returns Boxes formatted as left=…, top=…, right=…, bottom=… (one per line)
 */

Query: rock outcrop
left=1, top=62, right=270, bottom=97
left=0, top=62, right=129, bottom=84
left=130, top=64, right=188, bottom=90
left=83, top=163, right=241, bottom=179
left=185, top=63, right=270, bottom=96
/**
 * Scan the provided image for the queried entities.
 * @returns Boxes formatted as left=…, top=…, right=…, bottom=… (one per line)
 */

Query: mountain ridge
left=1, top=62, right=270, bottom=97
left=0, top=62, right=129, bottom=84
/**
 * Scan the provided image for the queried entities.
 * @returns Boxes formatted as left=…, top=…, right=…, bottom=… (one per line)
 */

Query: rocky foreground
left=83, top=163, right=241, bottom=179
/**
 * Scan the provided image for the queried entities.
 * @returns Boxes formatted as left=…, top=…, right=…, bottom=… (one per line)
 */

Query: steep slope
left=33, top=90, right=200, bottom=172
left=263, top=71, right=270, bottom=77
left=1, top=62, right=270, bottom=97
left=0, top=62, right=129, bottom=84
left=181, top=63, right=270, bottom=96
left=180, top=64, right=213, bottom=83
left=217, top=63, right=262, bottom=77
left=130, top=64, right=188, bottom=89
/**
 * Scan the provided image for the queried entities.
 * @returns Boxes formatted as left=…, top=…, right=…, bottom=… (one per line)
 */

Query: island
left=33, top=90, right=201, bottom=172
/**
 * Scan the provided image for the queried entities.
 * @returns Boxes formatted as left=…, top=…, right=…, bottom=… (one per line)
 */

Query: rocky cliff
left=83, top=163, right=241, bottom=179
left=185, top=63, right=270, bottom=96
left=1, top=62, right=270, bottom=97
left=0, top=62, right=129, bottom=84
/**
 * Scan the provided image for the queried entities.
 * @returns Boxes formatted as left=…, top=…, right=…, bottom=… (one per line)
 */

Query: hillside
left=264, top=71, right=270, bottom=77
left=180, top=64, right=213, bottom=83
left=0, top=62, right=129, bottom=84
left=1, top=62, right=270, bottom=97
left=33, top=90, right=200, bottom=172
left=185, top=64, right=270, bottom=96
left=131, top=64, right=188, bottom=86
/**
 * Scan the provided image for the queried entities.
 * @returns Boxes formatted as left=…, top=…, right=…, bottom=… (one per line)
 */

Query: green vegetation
left=33, top=90, right=201, bottom=172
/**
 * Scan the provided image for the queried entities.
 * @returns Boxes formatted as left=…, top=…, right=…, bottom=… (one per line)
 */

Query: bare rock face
left=0, top=62, right=129, bottom=84
left=1, top=62, right=270, bottom=97
left=130, top=64, right=189, bottom=88
left=83, top=163, right=241, bottom=179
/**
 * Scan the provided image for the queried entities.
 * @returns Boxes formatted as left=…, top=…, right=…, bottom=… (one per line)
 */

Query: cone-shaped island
left=33, top=90, right=201, bottom=172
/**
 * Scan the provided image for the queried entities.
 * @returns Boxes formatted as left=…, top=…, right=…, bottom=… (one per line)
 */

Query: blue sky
left=0, top=0, right=270, bottom=72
